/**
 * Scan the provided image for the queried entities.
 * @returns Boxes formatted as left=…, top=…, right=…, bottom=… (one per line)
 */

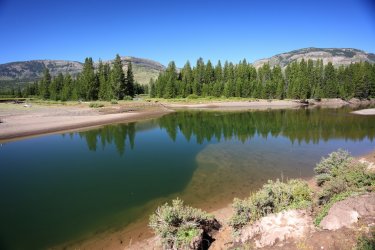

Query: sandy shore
left=351, top=108, right=375, bottom=115
left=0, top=102, right=171, bottom=142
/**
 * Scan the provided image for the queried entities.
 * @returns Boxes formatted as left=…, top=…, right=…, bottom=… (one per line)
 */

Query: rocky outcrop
left=235, top=209, right=315, bottom=248
left=320, top=193, right=375, bottom=230
left=253, top=47, right=375, bottom=69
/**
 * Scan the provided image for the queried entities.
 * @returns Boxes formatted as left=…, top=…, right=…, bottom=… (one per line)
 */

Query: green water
left=0, top=107, right=375, bottom=249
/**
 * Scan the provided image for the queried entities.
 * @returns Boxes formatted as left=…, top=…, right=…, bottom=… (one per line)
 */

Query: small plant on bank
left=314, top=149, right=352, bottom=186
left=149, top=198, right=220, bottom=249
left=110, top=99, right=118, bottom=104
left=314, top=149, right=375, bottom=226
left=123, top=95, right=133, bottom=101
left=356, top=226, right=375, bottom=250
left=89, top=102, right=104, bottom=108
left=229, top=179, right=312, bottom=231
left=186, top=94, right=199, bottom=99
left=315, top=150, right=374, bottom=205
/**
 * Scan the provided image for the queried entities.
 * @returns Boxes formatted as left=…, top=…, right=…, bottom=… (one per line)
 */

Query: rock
left=235, top=209, right=314, bottom=248
left=320, top=193, right=375, bottom=230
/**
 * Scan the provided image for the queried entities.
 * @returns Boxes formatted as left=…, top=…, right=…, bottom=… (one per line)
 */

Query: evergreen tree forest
left=150, top=59, right=375, bottom=100
left=20, top=54, right=145, bottom=101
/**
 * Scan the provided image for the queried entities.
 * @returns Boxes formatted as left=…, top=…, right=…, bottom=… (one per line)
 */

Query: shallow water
left=0, top=107, right=374, bottom=249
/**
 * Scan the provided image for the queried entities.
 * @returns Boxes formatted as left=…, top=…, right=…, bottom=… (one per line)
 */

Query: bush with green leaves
left=149, top=198, right=220, bottom=249
left=89, top=102, right=104, bottom=108
left=111, top=99, right=118, bottom=104
left=229, top=179, right=312, bottom=231
left=123, top=95, right=133, bottom=101
left=186, top=94, right=199, bottom=99
left=314, top=149, right=352, bottom=186
left=356, top=226, right=375, bottom=250
left=315, top=150, right=375, bottom=205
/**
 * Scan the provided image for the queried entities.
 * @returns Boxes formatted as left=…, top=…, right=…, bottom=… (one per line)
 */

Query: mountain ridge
left=0, top=56, right=165, bottom=85
left=1, top=48, right=375, bottom=88
left=253, top=47, right=375, bottom=69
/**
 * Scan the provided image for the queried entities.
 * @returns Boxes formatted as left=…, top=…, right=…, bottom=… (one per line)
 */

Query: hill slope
left=253, top=47, right=375, bottom=69
left=0, top=57, right=165, bottom=86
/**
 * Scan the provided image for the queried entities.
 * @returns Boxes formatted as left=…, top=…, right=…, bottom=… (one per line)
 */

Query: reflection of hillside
left=158, top=109, right=375, bottom=144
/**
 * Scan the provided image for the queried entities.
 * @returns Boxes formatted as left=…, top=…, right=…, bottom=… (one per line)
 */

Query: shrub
left=149, top=198, right=220, bottom=249
left=123, top=95, right=133, bottom=101
left=111, top=99, right=118, bottom=104
left=316, top=151, right=375, bottom=205
left=314, top=149, right=352, bottom=186
left=314, top=150, right=375, bottom=226
left=229, top=179, right=312, bottom=231
left=89, top=102, right=104, bottom=108
left=186, top=94, right=199, bottom=99
left=356, top=227, right=375, bottom=250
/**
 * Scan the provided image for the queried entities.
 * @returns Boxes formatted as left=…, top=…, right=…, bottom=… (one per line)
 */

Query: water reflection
left=73, top=108, right=375, bottom=154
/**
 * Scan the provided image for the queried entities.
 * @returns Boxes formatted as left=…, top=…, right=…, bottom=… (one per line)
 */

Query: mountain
left=253, top=47, right=375, bottom=69
left=0, top=56, right=165, bottom=86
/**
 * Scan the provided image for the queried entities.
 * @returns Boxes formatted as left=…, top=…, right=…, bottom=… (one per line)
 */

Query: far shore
left=0, top=98, right=373, bottom=142
left=351, top=108, right=375, bottom=115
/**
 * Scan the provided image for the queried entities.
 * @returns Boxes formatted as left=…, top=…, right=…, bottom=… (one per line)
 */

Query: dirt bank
left=0, top=102, right=171, bottom=142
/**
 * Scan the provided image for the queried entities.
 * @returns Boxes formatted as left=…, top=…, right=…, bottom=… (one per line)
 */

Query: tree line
left=19, top=55, right=146, bottom=100
left=150, top=58, right=375, bottom=99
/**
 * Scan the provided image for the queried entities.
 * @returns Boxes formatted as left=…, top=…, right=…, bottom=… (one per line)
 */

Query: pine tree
left=323, top=62, right=337, bottom=98
left=78, top=57, right=96, bottom=100
left=125, top=62, right=135, bottom=97
left=39, top=68, right=51, bottom=99
left=181, top=61, right=193, bottom=97
left=61, top=74, right=73, bottom=101
left=149, top=78, right=156, bottom=98
left=163, top=61, right=177, bottom=98
left=193, top=58, right=205, bottom=96
left=273, top=65, right=285, bottom=99
left=110, top=54, right=126, bottom=100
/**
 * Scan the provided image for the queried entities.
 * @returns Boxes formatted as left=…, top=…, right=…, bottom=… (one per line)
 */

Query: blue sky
left=0, top=0, right=374, bottom=67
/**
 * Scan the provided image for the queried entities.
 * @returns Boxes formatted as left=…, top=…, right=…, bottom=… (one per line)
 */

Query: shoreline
left=1, top=98, right=373, bottom=142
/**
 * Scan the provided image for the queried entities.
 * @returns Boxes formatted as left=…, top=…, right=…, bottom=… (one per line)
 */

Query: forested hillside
left=151, top=59, right=375, bottom=99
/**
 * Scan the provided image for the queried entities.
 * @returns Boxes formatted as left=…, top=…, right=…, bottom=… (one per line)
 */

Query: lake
left=1, top=107, right=375, bottom=249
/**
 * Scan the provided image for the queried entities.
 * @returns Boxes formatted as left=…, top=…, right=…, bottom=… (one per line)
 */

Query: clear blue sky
left=0, top=0, right=374, bottom=67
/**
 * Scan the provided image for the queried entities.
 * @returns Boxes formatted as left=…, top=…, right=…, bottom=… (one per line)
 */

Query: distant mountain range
left=0, top=56, right=165, bottom=85
left=1, top=48, right=374, bottom=88
left=253, top=47, right=375, bottom=69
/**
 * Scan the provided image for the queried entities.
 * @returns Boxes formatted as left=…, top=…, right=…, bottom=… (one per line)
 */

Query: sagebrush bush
left=123, top=95, right=133, bottom=101
left=186, top=94, right=199, bottom=99
left=316, top=150, right=375, bottom=205
left=89, top=102, right=104, bottom=108
left=314, top=149, right=352, bottom=186
left=149, top=198, right=220, bottom=249
left=229, top=179, right=312, bottom=231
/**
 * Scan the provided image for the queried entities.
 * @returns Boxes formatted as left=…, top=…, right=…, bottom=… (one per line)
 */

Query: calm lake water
left=1, top=107, right=375, bottom=249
